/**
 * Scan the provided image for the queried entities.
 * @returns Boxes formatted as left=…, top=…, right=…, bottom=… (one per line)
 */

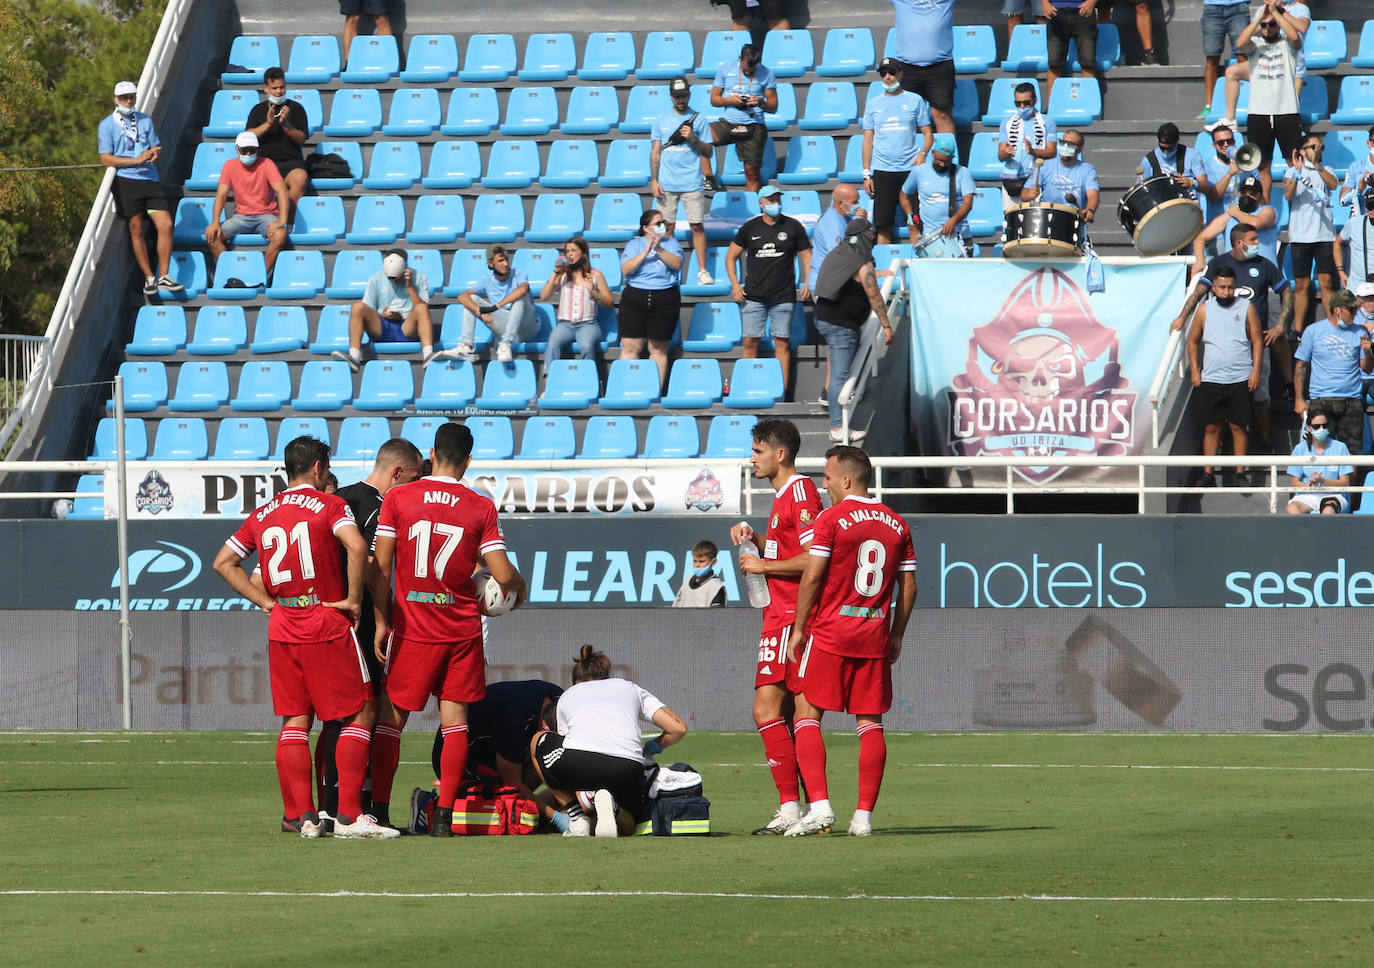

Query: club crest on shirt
left=683, top=468, right=723, bottom=512
left=799, top=508, right=812, bottom=523
left=770, top=512, right=780, bottom=528
left=135, top=470, right=174, bottom=515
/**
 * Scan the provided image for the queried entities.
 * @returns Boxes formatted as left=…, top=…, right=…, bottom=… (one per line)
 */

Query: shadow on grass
left=878, top=824, right=1055, bottom=836
left=0, top=786, right=129, bottom=794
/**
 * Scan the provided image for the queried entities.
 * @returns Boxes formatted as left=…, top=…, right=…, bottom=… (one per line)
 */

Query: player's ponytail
left=571, top=643, right=612, bottom=683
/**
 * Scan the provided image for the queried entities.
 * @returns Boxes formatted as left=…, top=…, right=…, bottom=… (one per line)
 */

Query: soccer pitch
left=4, top=729, right=1372, bottom=966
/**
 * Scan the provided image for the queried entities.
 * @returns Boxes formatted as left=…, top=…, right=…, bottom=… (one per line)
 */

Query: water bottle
left=738, top=541, right=771, bottom=609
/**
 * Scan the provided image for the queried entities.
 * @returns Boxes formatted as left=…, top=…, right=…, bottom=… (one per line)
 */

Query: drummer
left=900, top=133, right=975, bottom=255
left=997, top=83, right=1057, bottom=203
left=1019, top=129, right=1099, bottom=224
left=1138, top=122, right=1210, bottom=197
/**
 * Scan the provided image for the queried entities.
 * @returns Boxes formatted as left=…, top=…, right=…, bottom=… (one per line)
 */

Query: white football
left=478, top=573, right=517, bottom=616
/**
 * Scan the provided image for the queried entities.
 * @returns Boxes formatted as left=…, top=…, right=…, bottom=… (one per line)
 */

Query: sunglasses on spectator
left=1014, top=98, right=1034, bottom=107
left=1260, top=20, right=1277, bottom=27
left=1212, top=137, right=1235, bottom=147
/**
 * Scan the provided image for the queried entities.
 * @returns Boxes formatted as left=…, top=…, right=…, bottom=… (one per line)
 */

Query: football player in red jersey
left=367, top=421, right=528, bottom=837
left=213, top=435, right=398, bottom=839
left=728, top=418, right=825, bottom=835
left=784, top=446, right=917, bottom=838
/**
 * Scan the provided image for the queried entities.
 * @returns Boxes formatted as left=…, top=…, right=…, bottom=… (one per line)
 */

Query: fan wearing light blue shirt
left=1200, top=125, right=1240, bottom=243
left=709, top=45, right=778, bottom=193
left=333, top=249, right=441, bottom=372
left=1140, top=122, right=1210, bottom=194
left=1339, top=127, right=1374, bottom=220
left=1294, top=291, right=1373, bottom=454
left=454, top=244, right=538, bottom=363
left=900, top=134, right=974, bottom=249
left=1193, top=173, right=1278, bottom=268
left=862, top=58, right=933, bottom=243
left=1284, top=136, right=1339, bottom=334
left=1336, top=192, right=1374, bottom=294
left=997, top=84, right=1057, bottom=198
left=1286, top=411, right=1354, bottom=514
left=808, top=184, right=863, bottom=291
left=887, top=0, right=956, bottom=132
left=1020, top=129, right=1098, bottom=222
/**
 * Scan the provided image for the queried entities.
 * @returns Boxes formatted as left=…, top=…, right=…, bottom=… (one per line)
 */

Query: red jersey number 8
left=854, top=539, right=886, bottom=597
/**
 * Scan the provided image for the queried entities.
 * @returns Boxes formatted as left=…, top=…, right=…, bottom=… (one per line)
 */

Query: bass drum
left=1118, top=176, right=1204, bottom=256
left=913, top=231, right=966, bottom=258
left=1002, top=202, right=1083, bottom=259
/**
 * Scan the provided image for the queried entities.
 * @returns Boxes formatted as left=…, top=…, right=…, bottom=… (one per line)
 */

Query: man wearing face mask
left=1200, top=124, right=1241, bottom=253
left=206, top=131, right=290, bottom=283
left=243, top=67, right=309, bottom=224
left=1334, top=189, right=1374, bottom=293
left=1139, top=122, right=1209, bottom=196
left=1284, top=137, right=1338, bottom=334
left=862, top=58, right=933, bottom=245
left=1285, top=407, right=1354, bottom=514
left=997, top=83, right=1057, bottom=203
left=1019, top=129, right=1098, bottom=224
left=1355, top=281, right=1374, bottom=446
left=1293, top=290, right=1372, bottom=452
left=1192, top=173, right=1278, bottom=270
left=97, top=81, right=182, bottom=297
left=1338, top=126, right=1374, bottom=221
left=1188, top=265, right=1262, bottom=487
left=1236, top=0, right=1304, bottom=197
left=901, top=134, right=975, bottom=254
left=808, top=184, right=862, bottom=294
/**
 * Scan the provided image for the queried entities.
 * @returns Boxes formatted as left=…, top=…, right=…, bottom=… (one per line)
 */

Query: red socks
left=369, top=722, right=403, bottom=807
left=791, top=718, right=829, bottom=804
left=334, top=724, right=371, bottom=820
left=276, top=727, right=314, bottom=819
left=856, top=722, right=887, bottom=812
left=438, top=724, right=470, bottom=809
left=757, top=717, right=801, bottom=804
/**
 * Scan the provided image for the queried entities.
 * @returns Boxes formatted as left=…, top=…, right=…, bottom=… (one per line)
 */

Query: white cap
left=1356, top=281, right=1374, bottom=299
left=235, top=131, right=259, bottom=148
left=383, top=253, right=406, bottom=277
left=114, top=81, right=137, bottom=97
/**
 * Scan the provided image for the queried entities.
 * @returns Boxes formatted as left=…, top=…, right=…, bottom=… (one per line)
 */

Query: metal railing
left=1148, top=271, right=1204, bottom=449
left=0, top=335, right=47, bottom=431
left=837, top=257, right=909, bottom=442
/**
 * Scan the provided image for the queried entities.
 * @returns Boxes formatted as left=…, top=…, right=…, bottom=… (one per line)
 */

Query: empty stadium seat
left=230, top=360, right=291, bottom=411
left=600, top=359, right=660, bottom=409
left=520, top=32, right=576, bottom=81
left=323, top=88, right=382, bottom=136
left=1046, top=77, right=1102, bottom=124
left=68, top=474, right=105, bottom=519
left=287, top=196, right=344, bottom=245
left=982, top=77, right=1040, bottom=126
left=476, top=359, right=537, bottom=409
left=172, top=198, right=215, bottom=246
left=1356, top=21, right=1374, bottom=69
left=703, top=413, right=758, bottom=458
left=1205, top=80, right=1249, bottom=125
left=600, top=139, right=652, bottom=188
left=702, top=191, right=759, bottom=241
left=1068, top=23, right=1121, bottom=72
left=444, top=251, right=492, bottom=298
left=683, top=303, right=742, bottom=352
left=206, top=252, right=266, bottom=299
left=966, top=132, right=1001, bottom=179
left=152, top=418, right=209, bottom=459
left=169, top=361, right=229, bottom=412
left=273, top=417, right=332, bottom=457
left=1324, top=129, right=1362, bottom=177
left=513, top=302, right=557, bottom=352
left=264, top=251, right=326, bottom=299
left=401, top=34, right=459, bottom=82
left=952, top=77, right=978, bottom=127
left=342, top=34, right=399, bottom=82
left=283, top=88, right=324, bottom=135
left=423, top=141, right=481, bottom=189
left=518, top=415, right=576, bottom=459
left=622, top=85, right=669, bottom=134
left=697, top=30, right=749, bottom=79
left=798, top=82, right=858, bottom=131
left=965, top=187, right=1005, bottom=238
left=460, top=33, right=518, bottom=82
left=762, top=29, right=814, bottom=78
left=185, top=142, right=234, bottom=191
left=222, top=36, right=280, bottom=84
left=204, top=89, right=254, bottom=137
left=538, top=359, right=599, bottom=410
left=681, top=249, right=730, bottom=297
left=527, top=194, right=586, bottom=244
left=817, top=27, right=875, bottom=77
left=723, top=358, right=783, bottom=408
left=292, top=360, right=354, bottom=410
left=563, top=86, right=620, bottom=135
left=586, top=192, right=643, bottom=243
left=838, top=134, right=864, bottom=183
left=92, top=417, right=149, bottom=460
left=586, top=248, right=622, bottom=290
left=1000, top=24, right=1048, bottom=72
left=639, top=30, right=694, bottom=80
left=643, top=415, right=699, bottom=458
left=345, top=195, right=405, bottom=244
left=399, top=415, right=447, bottom=451
left=187, top=306, right=248, bottom=355
left=953, top=24, right=996, bottom=73
left=468, top=415, right=515, bottom=460
left=1299, top=76, right=1328, bottom=124
left=580, top=31, right=636, bottom=80
left=415, top=360, right=477, bottom=409
left=542, top=139, right=600, bottom=189
left=687, top=81, right=721, bottom=123
left=305, top=306, right=349, bottom=355
left=127, top=306, right=187, bottom=356
left=250, top=307, right=308, bottom=353
left=336, top=416, right=391, bottom=461
left=778, top=135, right=837, bottom=185
left=362, top=141, right=422, bottom=190
left=108, top=362, right=167, bottom=412
left=382, top=89, right=440, bottom=137
left=485, top=140, right=542, bottom=188
left=442, top=87, right=500, bottom=136
left=1304, top=20, right=1347, bottom=70
left=661, top=358, right=723, bottom=408
left=466, top=194, right=526, bottom=243
left=409, top=195, right=466, bottom=244
left=767, top=82, right=798, bottom=132
left=719, top=138, right=779, bottom=186
left=355, top=360, right=415, bottom=410
left=285, top=35, right=341, bottom=84
left=1332, top=76, right=1374, bottom=125
left=778, top=189, right=821, bottom=230
left=501, top=86, right=559, bottom=136
left=211, top=417, right=270, bottom=460
left=577, top=415, right=637, bottom=459
left=309, top=141, right=362, bottom=189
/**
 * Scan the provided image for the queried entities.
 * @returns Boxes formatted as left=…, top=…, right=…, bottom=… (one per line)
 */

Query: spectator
left=540, top=237, right=615, bottom=380
left=725, top=0, right=789, bottom=33
left=709, top=45, right=777, bottom=193
left=332, top=248, right=440, bottom=372
left=903, top=133, right=976, bottom=253
left=1200, top=124, right=1241, bottom=255
left=97, top=81, right=181, bottom=297
left=1187, top=264, right=1262, bottom=487
left=243, top=67, right=308, bottom=224
left=1357, top=281, right=1374, bottom=452
left=1100, top=0, right=1158, bottom=66
left=1215, top=1, right=1310, bottom=135
left=1042, top=0, right=1098, bottom=101
left=725, top=185, right=812, bottom=399
left=887, top=0, right=956, bottom=133
left=1293, top=290, right=1372, bottom=452
left=652, top=76, right=715, bottom=288
left=1339, top=127, right=1374, bottom=221
left=1199, top=0, right=1251, bottom=120
left=673, top=540, right=726, bottom=608
left=1003, top=0, right=1043, bottom=46
left=1019, top=128, right=1099, bottom=225
left=813, top=217, right=894, bottom=443
left=205, top=131, right=289, bottom=282
left=998, top=82, right=1058, bottom=202
left=1192, top=173, right=1278, bottom=269
left=1335, top=189, right=1374, bottom=293
left=1284, top=136, right=1339, bottom=333
left=619, top=210, right=684, bottom=391
left=1285, top=408, right=1353, bottom=514
left=454, top=244, right=537, bottom=364
left=808, top=184, right=862, bottom=293
left=340, top=0, right=390, bottom=68
left=862, top=57, right=933, bottom=245
left=1235, top=0, right=1306, bottom=197
left=1139, top=122, right=1210, bottom=197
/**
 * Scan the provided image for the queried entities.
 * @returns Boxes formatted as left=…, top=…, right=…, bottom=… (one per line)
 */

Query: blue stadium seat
left=127, top=306, right=187, bottom=356
left=309, top=141, right=362, bottom=190
left=982, top=77, right=1040, bottom=126
left=444, top=251, right=492, bottom=298
left=187, top=306, right=248, bottom=355
left=766, top=82, right=798, bottom=132
left=336, top=417, right=391, bottom=461
left=687, top=81, right=722, bottom=123
left=92, top=417, right=149, bottom=460
left=341, top=34, right=399, bottom=82
left=401, top=34, right=460, bottom=82
left=273, top=417, right=332, bottom=458
left=292, top=360, right=354, bottom=411
left=284, top=88, right=324, bottom=135
left=661, top=358, right=723, bottom=408
left=222, top=36, right=280, bottom=84
left=601, top=139, right=652, bottom=188
left=762, top=29, right=814, bottom=78
left=681, top=249, right=730, bottom=297
left=778, top=189, right=821, bottom=232
left=798, top=81, right=858, bottom=131
left=206, top=252, right=266, bottom=299
left=953, top=24, right=996, bottom=73
left=362, top=141, right=422, bottom=190
left=250, top=306, right=308, bottom=353
left=527, top=194, right=586, bottom=244
left=639, top=30, right=694, bottom=80
left=399, top=415, right=447, bottom=451
left=415, top=360, right=477, bottom=409
left=345, top=196, right=405, bottom=245
left=152, top=418, right=209, bottom=460
left=580, top=31, right=636, bottom=80
left=1304, top=20, right=1348, bottom=70
left=230, top=360, right=291, bottom=411
left=702, top=191, right=759, bottom=241
left=538, top=359, right=599, bottom=410
left=264, top=251, right=326, bottom=299
left=285, top=35, right=341, bottom=84
left=468, top=416, right=515, bottom=460
left=355, top=360, right=415, bottom=410
left=442, top=87, right=500, bottom=136
left=643, top=415, right=699, bottom=458
left=204, top=89, right=254, bottom=137
left=1205, top=80, right=1249, bottom=125
left=169, top=362, right=229, bottom=412
left=501, top=87, right=559, bottom=137
left=966, top=187, right=1005, bottom=238
left=1332, top=76, right=1374, bottom=125
left=323, top=88, right=382, bottom=136
left=185, top=142, right=234, bottom=191
left=778, top=135, right=837, bottom=185
left=1324, top=129, right=1362, bottom=178
left=703, top=413, right=758, bottom=458
left=1068, top=23, right=1120, bottom=72
left=423, top=141, right=481, bottom=189
left=68, top=475, right=105, bottom=519
left=542, top=139, right=600, bottom=189
left=577, top=415, right=637, bottom=459
left=719, top=137, right=778, bottom=186
left=1356, top=21, right=1374, bottom=69
left=288, top=196, right=344, bottom=245
left=158, top=252, right=206, bottom=300
left=622, top=85, right=669, bottom=134
left=475, top=359, right=537, bottom=409
left=586, top=193, right=643, bottom=243
left=953, top=77, right=978, bottom=127
left=587, top=248, right=623, bottom=290
left=212, top=417, right=270, bottom=460
left=460, top=33, right=518, bottom=82
left=683, top=302, right=741, bottom=352
left=1299, top=76, right=1328, bottom=125
left=1000, top=24, right=1048, bottom=72
left=723, top=358, right=784, bottom=408
left=838, top=134, right=864, bottom=183
left=466, top=194, right=526, bottom=244
left=518, top=415, right=576, bottom=459
left=382, top=89, right=440, bottom=137
left=520, top=33, right=576, bottom=81
left=1046, top=77, right=1102, bottom=124
left=697, top=30, right=749, bottom=79
left=817, top=27, right=875, bottom=77
left=409, top=195, right=466, bottom=244
left=600, top=359, right=660, bottom=409
left=484, top=141, right=542, bottom=189
left=108, top=362, right=167, bottom=412
left=308, top=305, right=350, bottom=355
left=512, top=301, right=557, bottom=352
left=438, top=304, right=492, bottom=353
left=967, top=131, right=1001, bottom=179
left=563, top=86, right=620, bottom=135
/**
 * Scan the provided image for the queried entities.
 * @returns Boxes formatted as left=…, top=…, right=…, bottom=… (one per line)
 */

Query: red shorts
left=385, top=632, right=487, bottom=711
left=795, top=637, right=892, bottom=716
left=269, top=630, right=371, bottom=721
left=754, top=623, right=798, bottom=689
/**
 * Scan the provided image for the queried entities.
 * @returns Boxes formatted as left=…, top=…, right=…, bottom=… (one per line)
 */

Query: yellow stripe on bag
left=669, top=819, right=711, bottom=834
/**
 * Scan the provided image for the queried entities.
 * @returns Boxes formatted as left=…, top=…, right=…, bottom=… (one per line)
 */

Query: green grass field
left=5, top=729, right=1374, bottom=966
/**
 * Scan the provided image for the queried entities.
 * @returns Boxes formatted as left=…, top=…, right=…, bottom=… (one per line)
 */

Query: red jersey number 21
left=262, top=521, right=316, bottom=585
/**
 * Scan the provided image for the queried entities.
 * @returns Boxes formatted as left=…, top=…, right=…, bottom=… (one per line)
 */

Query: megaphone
left=1235, top=143, right=1263, bottom=173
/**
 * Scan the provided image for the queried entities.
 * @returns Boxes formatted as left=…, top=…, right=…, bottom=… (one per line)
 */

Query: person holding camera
left=1339, top=127, right=1374, bottom=221
left=1285, top=408, right=1354, bottom=514
left=1335, top=189, right=1374, bottom=292
left=332, top=249, right=440, bottom=372
left=540, top=237, right=615, bottom=381
left=709, top=45, right=777, bottom=193
left=652, top=76, right=715, bottom=288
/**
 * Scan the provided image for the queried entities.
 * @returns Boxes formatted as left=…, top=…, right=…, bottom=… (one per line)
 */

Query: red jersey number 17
left=408, top=520, right=466, bottom=579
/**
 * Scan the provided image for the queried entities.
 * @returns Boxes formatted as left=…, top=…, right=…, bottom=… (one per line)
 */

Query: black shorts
left=710, top=119, right=768, bottom=169
left=1247, top=113, right=1303, bottom=171
left=1047, top=8, right=1098, bottom=72
left=727, top=0, right=786, bottom=22
left=869, top=169, right=909, bottom=232
left=1198, top=381, right=1252, bottom=427
left=896, top=59, right=955, bottom=113
left=338, top=0, right=389, bottom=14
left=618, top=285, right=682, bottom=343
left=111, top=177, right=171, bottom=220
left=1289, top=240, right=1337, bottom=281
left=535, top=732, right=649, bottom=822
left=264, top=155, right=307, bottom=179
